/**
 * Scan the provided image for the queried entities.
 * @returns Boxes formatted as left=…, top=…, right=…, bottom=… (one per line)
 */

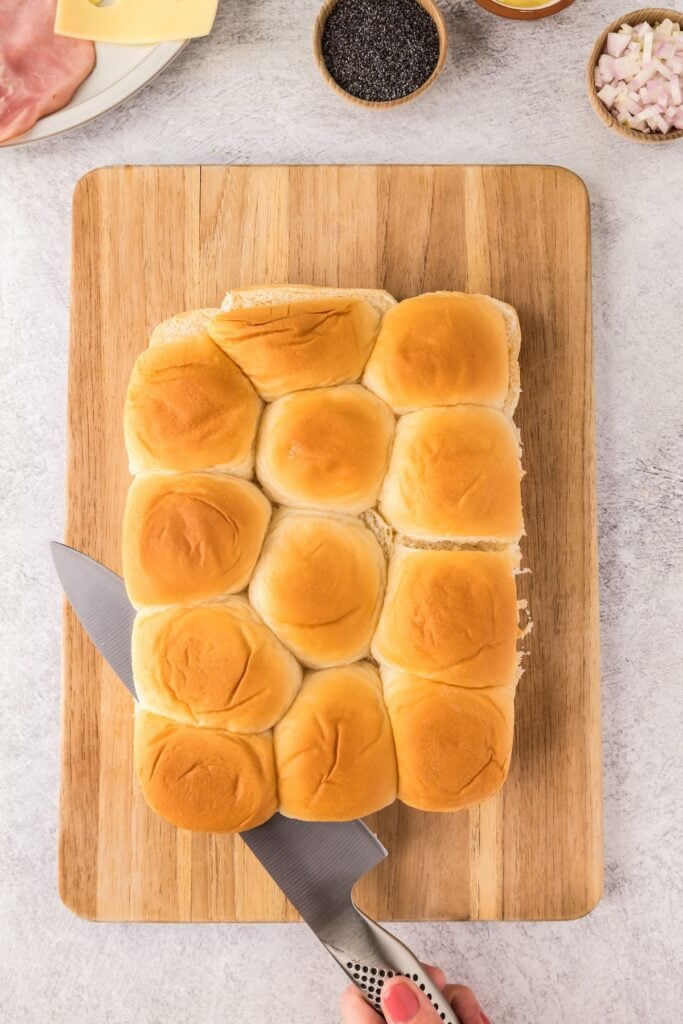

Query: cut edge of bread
left=484, top=295, right=522, bottom=417
left=220, top=284, right=398, bottom=319
left=359, top=508, right=395, bottom=562
left=132, top=592, right=257, bottom=627
left=126, top=450, right=256, bottom=481
left=149, top=308, right=220, bottom=346
left=395, top=537, right=523, bottom=569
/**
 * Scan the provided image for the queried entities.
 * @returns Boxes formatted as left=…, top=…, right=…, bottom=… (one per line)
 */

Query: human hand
left=339, top=964, right=491, bottom=1024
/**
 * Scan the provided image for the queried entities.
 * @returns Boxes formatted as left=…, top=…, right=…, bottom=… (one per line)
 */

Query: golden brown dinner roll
left=124, top=285, right=525, bottom=831
left=379, top=406, right=523, bottom=543
left=363, top=292, right=520, bottom=414
left=275, top=662, right=397, bottom=821
left=124, top=334, right=261, bottom=476
left=132, top=597, right=302, bottom=733
left=123, top=473, right=271, bottom=608
left=383, top=670, right=514, bottom=812
left=256, top=385, right=395, bottom=514
left=207, top=297, right=381, bottom=400
left=134, top=707, right=277, bottom=832
left=372, top=547, right=519, bottom=688
left=249, top=510, right=386, bottom=668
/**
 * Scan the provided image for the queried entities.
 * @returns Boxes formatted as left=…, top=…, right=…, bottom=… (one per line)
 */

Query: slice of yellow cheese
left=55, top=0, right=219, bottom=45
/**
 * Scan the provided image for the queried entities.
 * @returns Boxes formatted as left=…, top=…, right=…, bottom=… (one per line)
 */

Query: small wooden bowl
left=472, top=0, right=575, bottom=20
left=587, top=8, right=683, bottom=144
left=313, top=0, right=448, bottom=109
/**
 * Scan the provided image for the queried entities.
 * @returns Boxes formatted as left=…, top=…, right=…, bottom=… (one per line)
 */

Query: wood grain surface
left=60, top=165, right=602, bottom=922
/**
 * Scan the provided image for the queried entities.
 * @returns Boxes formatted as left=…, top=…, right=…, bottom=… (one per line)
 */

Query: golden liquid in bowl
left=492, top=0, right=556, bottom=8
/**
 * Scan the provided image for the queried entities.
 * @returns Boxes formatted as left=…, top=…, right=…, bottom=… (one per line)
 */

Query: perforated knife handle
left=323, top=904, right=462, bottom=1024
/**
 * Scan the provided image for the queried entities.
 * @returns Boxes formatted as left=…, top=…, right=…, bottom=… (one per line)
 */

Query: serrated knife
left=51, top=542, right=461, bottom=1023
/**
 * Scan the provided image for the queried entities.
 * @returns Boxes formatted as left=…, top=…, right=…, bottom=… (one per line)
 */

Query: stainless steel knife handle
left=48, top=545, right=461, bottom=1018
left=322, top=903, right=462, bottom=1023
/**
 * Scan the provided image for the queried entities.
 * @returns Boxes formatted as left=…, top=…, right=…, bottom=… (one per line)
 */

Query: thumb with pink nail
left=381, top=976, right=489, bottom=1024
left=339, top=964, right=492, bottom=1024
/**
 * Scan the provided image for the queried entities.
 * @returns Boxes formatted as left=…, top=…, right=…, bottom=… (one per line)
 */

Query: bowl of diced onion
left=587, top=8, right=683, bottom=142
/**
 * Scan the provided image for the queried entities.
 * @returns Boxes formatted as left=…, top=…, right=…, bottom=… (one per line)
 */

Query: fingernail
left=480, top=1013, right=492, bottom=1024
left=383, top=981, right=421, bottom=1022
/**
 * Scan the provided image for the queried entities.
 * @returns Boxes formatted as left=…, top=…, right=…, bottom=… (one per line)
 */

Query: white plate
left=0, top=39, right=186, bottom=149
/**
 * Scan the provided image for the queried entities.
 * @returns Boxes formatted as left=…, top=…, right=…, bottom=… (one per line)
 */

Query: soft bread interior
left=221, top=284, right=397, bottom=319
left=485, top=295, right=521, bottom=416
left=149, top=308, right=220, bottom=346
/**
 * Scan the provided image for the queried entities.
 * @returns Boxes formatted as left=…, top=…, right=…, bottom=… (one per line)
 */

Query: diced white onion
left=633, top=103, right=660, bottom=123
left=594, top=18, right=683, bottom=134
left=597, top=83, right=618, bottom=105
left=607, top=32, right=630, bottom=58
left=643, top=30, right=654, bottom=64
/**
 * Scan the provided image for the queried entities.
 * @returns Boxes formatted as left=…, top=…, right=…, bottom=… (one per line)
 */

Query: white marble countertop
left=1, top=1, right=682, bottom=1021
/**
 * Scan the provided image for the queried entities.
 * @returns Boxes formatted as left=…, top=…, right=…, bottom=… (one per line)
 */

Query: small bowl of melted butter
left=472, top=0, right=575, bottom=18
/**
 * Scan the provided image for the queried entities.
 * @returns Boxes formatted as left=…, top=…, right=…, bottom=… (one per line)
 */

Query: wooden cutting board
left=60, top=165, right=602, bottom=922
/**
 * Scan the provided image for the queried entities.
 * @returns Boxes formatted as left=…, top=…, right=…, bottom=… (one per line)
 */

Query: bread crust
left=363, top=291, right=520, bottom=414
left=124, top=287, right=524, bottom=832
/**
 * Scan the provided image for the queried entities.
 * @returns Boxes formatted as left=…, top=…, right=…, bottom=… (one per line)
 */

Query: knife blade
left=51, top=542, right=136, bottom=696
left=51, top=542, right=462, bottom=1023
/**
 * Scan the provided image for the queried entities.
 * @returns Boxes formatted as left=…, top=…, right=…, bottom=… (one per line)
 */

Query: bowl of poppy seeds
left=314, top=0, right=448, bottom=107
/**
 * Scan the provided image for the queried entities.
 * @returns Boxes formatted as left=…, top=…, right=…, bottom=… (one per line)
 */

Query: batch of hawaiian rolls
left=122, top=285, right=525, bottom=833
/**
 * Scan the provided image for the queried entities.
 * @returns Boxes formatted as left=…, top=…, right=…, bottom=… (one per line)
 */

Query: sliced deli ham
left=0, top=0, right=95, bottom=143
